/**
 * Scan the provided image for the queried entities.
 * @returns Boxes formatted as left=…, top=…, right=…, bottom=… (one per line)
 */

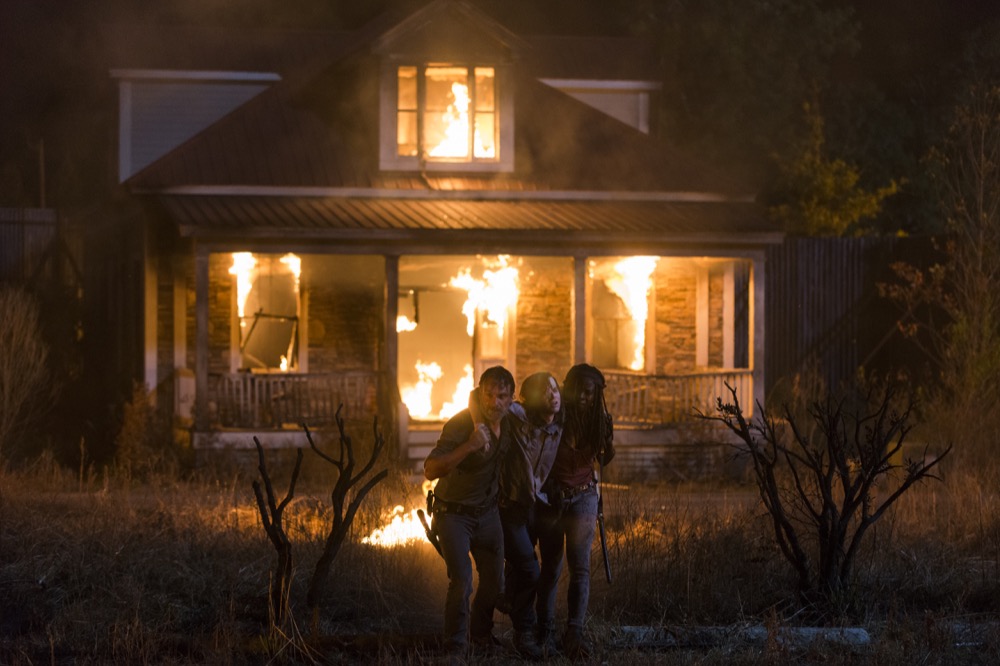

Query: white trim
left=539, top=78, right=662, bottom=91
left=148, top=184, right=755, bottom=203
left=110, top=69, right=281, bottom=82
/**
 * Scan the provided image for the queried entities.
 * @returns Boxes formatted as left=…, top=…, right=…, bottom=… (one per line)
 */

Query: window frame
left=379, top=60, right=514, bottom=173
left=229, top=253, right=307, bottom=374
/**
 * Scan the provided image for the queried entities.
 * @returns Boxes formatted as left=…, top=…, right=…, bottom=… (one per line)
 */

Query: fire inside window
left=397, top=65, right=497, bottom=162
left=590, top=257, right=659, bottom=372
left=229, top=253, right=301, bottom=372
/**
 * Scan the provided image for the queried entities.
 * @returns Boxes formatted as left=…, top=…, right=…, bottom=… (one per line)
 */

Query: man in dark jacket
left=424, top=365, right=515, bottom=659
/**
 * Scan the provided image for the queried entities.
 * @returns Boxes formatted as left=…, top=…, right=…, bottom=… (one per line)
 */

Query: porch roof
left=155, top=193, right=783, bottom=251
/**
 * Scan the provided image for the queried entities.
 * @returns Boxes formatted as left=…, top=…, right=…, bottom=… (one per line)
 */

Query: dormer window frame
left=379, top=58, right=514, bottom=173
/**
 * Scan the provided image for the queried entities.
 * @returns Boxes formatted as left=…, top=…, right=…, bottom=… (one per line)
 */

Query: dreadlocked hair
left=563, top=363, right=611, bottom=457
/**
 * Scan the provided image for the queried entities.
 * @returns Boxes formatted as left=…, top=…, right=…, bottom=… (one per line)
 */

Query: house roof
left=126, top=72, right=747, bottom=195
left=116, top=1, right=779, bottom=245
left=155, top=194, right=781, bottom=252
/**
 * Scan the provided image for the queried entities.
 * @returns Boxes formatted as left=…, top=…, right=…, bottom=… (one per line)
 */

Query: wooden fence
left=764, top=237, right=934, bottom=403
left=210, top=371, right=378, bottom=429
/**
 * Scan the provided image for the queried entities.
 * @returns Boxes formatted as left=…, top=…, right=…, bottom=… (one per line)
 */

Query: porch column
left=722, top=262, right=735, bottom=369
left=750, top=253, right=766, bottom=417
left=383, top=255, right=401, bottom=452
left=695, top=267, right=709, bottom=367
left=194, top=244, right=209, bottom=431
left=573, top=255, right=587, bottom=364
left=143, top=232, right=157, bottom=401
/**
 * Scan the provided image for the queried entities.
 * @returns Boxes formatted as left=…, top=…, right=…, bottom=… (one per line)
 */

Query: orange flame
left=401, top=361, right=443, bottom=420
left=229, top=252, right=257, bottom=321
left=396, top=315, right=418, bottom=332
left=363, top=480, right=438, bottom=548
left=599, top=256, right=659, bottom=371
left=449, top=255, right=519, bottom=338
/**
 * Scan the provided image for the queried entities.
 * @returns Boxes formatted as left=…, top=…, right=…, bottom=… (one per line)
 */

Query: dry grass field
left=2, top=447, right=1000, bottom=665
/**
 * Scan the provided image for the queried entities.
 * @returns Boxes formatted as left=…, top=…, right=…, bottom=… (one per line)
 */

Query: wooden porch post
left=750, top=253, right=766, bottom=417
left=383, top=255, right=401, bottom=453
left=573, top=255, right=587, bottom=364
left=695, top=267, right=709, bottom=367
left=194, top=245, right=209, bottom=432
left=723, top=262, right=735, bottom=369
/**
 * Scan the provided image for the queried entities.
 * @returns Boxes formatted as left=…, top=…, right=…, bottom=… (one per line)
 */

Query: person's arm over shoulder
left=424, top=411, right=491, bottom=481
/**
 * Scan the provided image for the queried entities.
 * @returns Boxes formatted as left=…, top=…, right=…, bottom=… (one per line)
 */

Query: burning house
left=106, top=0, right=783, bottom=475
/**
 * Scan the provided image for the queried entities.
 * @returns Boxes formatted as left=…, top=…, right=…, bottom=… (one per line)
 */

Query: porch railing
left=209, top=371, right=378, bottom=429
left=604, top=369, right=753, bottom=428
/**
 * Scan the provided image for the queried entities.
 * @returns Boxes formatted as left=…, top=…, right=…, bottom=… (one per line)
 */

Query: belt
left=554, top=481, right=596, bottom=500
left=430, top=496, right=497, bottom=517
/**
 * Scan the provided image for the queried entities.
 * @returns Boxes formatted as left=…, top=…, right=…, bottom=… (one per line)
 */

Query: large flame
left=440, top=364, right=475, bottom=420
left=449, top=256, right=519, bottom=338
left=427, top=80, right=496, bottom=160
left=228, top=252, right=301, bottom=324
left=363, top=480, right=438, bottom=548
left=361, top=505, right=427, bottom=547
left=429, top=82, right=470, bottom=158
left=401, top=361, right=443, bottom=419
left=280, top=253, right=301, bottom=289
left=229, top=252, right=257, bottom=322
left=602, top=256, right=659, bottom=371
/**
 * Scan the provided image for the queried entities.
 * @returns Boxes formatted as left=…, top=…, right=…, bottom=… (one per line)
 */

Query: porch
left=197, top=369, right=752, bottom=465
left=604, top=369, right=753, bottom=427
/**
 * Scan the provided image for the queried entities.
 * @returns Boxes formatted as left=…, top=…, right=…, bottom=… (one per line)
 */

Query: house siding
left=127, top=82, right=270, bottom=179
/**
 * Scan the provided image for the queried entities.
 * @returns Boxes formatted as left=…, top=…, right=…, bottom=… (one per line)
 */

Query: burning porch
left=179, top=243, right=762, bottom=477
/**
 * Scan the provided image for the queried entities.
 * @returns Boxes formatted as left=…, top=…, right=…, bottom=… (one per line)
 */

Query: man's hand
left=469, top=423, right=492, bottom=453
left=468, top=388, right=491, bottom=453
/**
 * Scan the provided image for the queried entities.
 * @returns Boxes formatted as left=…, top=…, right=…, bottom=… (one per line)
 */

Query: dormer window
left=397, top=65, right=496, bottom=160
left=381, top=62, right=513, bottom=172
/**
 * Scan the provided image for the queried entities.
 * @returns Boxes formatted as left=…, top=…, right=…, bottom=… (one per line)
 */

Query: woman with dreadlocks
left=534, top=363, right=615, bottom=659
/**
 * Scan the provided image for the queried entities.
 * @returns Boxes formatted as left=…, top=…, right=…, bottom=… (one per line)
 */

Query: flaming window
left=397, top=255, right=518, bottom=421
left=229, top=252, right=301, bottom=372
left=391, top=65, right=500, bottom=167
left=590, top=256, right=659, bottom=372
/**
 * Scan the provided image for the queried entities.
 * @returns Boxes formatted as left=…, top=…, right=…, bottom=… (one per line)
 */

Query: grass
left=2, top=452, right=1000, bottom=664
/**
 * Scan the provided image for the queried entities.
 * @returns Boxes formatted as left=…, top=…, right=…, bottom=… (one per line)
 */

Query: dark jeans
left=434, top=507, right=504, bottom=649
left=500, top=500, right=540, bottom=633
left=535, top=486, right=599, bottom=631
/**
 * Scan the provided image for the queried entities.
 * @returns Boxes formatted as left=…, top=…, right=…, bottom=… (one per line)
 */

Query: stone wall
left=515, top=257, right=574, bottom=384
left=656, top=260, right=697, bottom=374
left=306, top=255, right=384, bottom=372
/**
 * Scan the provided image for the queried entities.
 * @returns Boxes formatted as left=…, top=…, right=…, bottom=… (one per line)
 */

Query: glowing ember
left=396, top=315, right=418, bottom=332
left=440, top=364, right=475, bottom=420
left=401, top=361, right=443, bottom=419
left=449, top=256, right=520, bottom=337
left=602, top=256, right=659, bottom=371
left=229, top=252, right=257, bottom=321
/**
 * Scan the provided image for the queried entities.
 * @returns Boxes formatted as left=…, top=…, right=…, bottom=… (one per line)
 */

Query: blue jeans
left=434, top=508, right=504, bottom=649
left=500, top=500, right=540, bottom=633
left=535, top=486, right=599, bottom=631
